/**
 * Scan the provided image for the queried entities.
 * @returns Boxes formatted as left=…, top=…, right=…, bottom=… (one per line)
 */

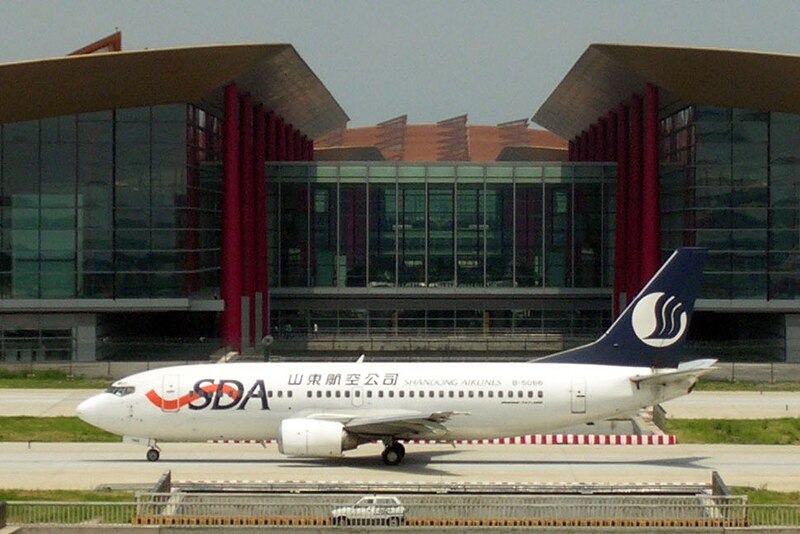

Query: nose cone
left=76, top=395, right=105, bottom=428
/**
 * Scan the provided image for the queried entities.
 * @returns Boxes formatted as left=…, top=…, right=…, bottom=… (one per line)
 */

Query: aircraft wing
left=629, top=358, right=717, bottom=389
left=305, top=410, right=468, bottom=439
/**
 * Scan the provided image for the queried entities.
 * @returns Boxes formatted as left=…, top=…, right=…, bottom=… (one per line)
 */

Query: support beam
left=240, top=94, right=255, bottom=350
left=614, top=104, right=629, bottom=317
left=626, top=94, right=643, bottom=298
left=641, top=83, right=661, bottom=280
left=221, top=84, right=241, bottom=351
left=254, top=106, right=268, bottom=343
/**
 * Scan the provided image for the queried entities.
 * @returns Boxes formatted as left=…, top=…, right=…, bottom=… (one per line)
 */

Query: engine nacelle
left=278, top=418, right=359, bottom=458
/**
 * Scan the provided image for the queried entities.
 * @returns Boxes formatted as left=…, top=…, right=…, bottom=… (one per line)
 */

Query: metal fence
left=7, top=494, right=800, bottom=527
left=6, top=501, right=136, bottom=525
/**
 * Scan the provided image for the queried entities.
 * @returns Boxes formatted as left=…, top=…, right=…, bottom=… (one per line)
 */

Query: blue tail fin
left=537, top=247, right=707, bottom=368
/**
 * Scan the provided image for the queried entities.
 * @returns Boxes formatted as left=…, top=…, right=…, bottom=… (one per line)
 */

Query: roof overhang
left=533, top=44, right=800, bottom=140
left=0, top=43, right=348, bottom=139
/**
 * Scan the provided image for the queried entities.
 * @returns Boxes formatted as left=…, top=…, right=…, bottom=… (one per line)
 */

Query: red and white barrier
left=211, top=434, right=676, bottom=446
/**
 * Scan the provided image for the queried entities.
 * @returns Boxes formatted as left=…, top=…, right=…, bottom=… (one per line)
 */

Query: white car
left=330, top=495, right=406, bottom=527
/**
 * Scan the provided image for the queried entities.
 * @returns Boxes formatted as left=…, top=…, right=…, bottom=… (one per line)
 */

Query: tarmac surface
left=1, top=389, right=799, bottom=493
left=0, top=440, right=798, bottom=492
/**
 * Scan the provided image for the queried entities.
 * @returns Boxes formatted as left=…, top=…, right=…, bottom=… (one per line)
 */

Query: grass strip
left=0, top=416, right=119, bottom=442
left=0, top=489, right=134, bottom=502
left=696, top=380, right=800, bottom=392
left=664, top=418, right=800, bottom=445
left=0, top=368, right=110, bottom=389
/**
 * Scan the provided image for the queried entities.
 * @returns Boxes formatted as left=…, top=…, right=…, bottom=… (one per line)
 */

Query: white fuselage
left=78, top=361, right=690, bottom=442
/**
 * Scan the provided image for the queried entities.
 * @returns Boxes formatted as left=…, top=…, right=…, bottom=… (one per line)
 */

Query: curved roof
left=533, top=44, right=800, bottom=140
left=0, top=43, right=348, bottom=139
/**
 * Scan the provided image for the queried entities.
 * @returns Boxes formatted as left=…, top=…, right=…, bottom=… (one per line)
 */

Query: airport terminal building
left=1, top=36, right=798, bottom=362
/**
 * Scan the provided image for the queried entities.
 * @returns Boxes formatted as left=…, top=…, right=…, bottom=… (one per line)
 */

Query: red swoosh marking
left=145, top=384, right=240, bottom=410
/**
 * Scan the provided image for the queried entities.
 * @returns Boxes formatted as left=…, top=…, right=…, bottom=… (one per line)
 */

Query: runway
left=1, top=440, right=798, bottom=492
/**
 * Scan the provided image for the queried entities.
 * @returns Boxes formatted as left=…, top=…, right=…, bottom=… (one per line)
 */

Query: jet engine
left=277, top=418, right=360, bottom=457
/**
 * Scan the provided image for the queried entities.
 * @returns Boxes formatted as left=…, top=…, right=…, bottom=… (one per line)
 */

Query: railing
left=6, top=501, right=136, bottom=525
left=7, top=495, right=800, bottom=527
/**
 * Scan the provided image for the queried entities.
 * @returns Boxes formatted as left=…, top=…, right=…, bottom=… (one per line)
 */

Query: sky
left=2, top=0, right=800, bottom=128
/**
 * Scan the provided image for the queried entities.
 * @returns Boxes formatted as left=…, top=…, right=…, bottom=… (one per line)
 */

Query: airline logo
left=145, top=379, right=270, bottom=411
left=631, top=292, right=687, bottom=348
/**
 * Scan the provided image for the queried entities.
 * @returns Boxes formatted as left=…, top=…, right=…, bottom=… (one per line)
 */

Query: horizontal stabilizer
left=630, top=358, right=717, bottom=388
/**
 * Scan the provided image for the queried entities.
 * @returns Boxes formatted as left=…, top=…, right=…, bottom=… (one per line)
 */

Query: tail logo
left=631, top=292, right=688, bottom=348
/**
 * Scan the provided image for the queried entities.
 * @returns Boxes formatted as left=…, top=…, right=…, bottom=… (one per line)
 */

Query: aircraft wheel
left=146, top=448, right=160, bottom=462
left=381, top=443, right=403, bottom=466
left=395, top=442, right=405, bottom=460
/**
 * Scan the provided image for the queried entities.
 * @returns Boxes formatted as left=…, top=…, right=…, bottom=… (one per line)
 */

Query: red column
left=240, top=95, right=255, bottom=348
left=568, top=140, right=575, bottom=161
left=293, top=130, right=302, bottom=161
left=605, top=111, right=616, bottom=161
left=580, top=130, right=590, bottom=160
left=590, top=123, right=600, bottom=161
left=641, top=83, right=661, bottom=280
left=266, top=112, right=278, bottom=161
left=290, top=124, right=295, bottom=161
left=276, top=117, right=286, bottom=160
left=307, top=139, right=314, bottom=161
left=597, top=119, right=607, bottom=162
left=222, top=84, right=242, bottom=350
left=614, top=104, right=628, bottom=317
left=627, top=94, right=643, bottom=298
left=254, top=106, right=268, bottom=341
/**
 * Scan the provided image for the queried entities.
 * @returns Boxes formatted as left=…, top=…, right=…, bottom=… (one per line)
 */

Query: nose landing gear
left=381, top=440, right=405, bottom=465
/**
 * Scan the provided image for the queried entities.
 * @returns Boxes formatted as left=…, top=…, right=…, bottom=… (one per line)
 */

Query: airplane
left=77, top=247, right=714, bottom=466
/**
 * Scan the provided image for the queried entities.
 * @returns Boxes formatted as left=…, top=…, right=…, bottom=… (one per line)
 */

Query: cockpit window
left=105, top=386, right=135, bottom=397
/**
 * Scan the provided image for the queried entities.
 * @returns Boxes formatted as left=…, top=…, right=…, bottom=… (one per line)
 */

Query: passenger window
left=448, top=391, right=454, bottom=398
left=438, top=391, right=444, bottom=398
left=267, top=391, right=273, bottom=398
left=335, top=391, right=341, bottom=398
left=307, top=391, right=312, bottom=398
left=428, top=390, right=434, bottom=397
left=378, top=391, right=384, bottom=398
left=325, top=391, right=332, bottom=398
left=518, top=391, right=523, bottom=398
left=468, top=391, right=474, bottom=398
left=277, top=391, right=283, bottom=398
left=538, top=390, right=544, bottom=398
left=287, top=391, right=293, bottom=398
left=498, top=391, right=504, bottom=398
left=409, top=391, right=414, bottom=398
left=508, top=391, right=514, bottom=398
left=344, top=391, right=350, bottom=398
left=367, top=391, right=372, bottom=398
left=488, top=391, right=494, bottom=398
left=389, top=391, right=395, bottom=398
left=316, top=391, right=322, bottom=398
left=399, top=391, right=405, bottom=398
left=528, top=391, right=533, bottom=398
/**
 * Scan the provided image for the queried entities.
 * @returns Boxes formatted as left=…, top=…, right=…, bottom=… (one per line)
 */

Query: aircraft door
left=351, top=387, right=364, bottom=407
left=161, top=374, right=181, bottom=412
left=570, top=377, right=586, bottom=414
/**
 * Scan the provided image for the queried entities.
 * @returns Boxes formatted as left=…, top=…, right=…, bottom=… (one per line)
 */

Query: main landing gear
left=381, top=440, right=405, bottom=465
left=146, top=438, right=161, bottom=462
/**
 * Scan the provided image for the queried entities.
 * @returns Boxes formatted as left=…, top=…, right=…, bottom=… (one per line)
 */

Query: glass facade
left=0, top=104, right=222, bottom=300
left=268, top=162, right=616, bottom=290
left=660, top=105, right=800, bottom=300
left=267, top=162, right=615, bottom=340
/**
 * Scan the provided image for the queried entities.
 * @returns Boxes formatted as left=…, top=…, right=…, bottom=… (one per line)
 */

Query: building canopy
left=533, top=43, right=800, bottom=140
left=0, top=43, right=348, bottom=139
